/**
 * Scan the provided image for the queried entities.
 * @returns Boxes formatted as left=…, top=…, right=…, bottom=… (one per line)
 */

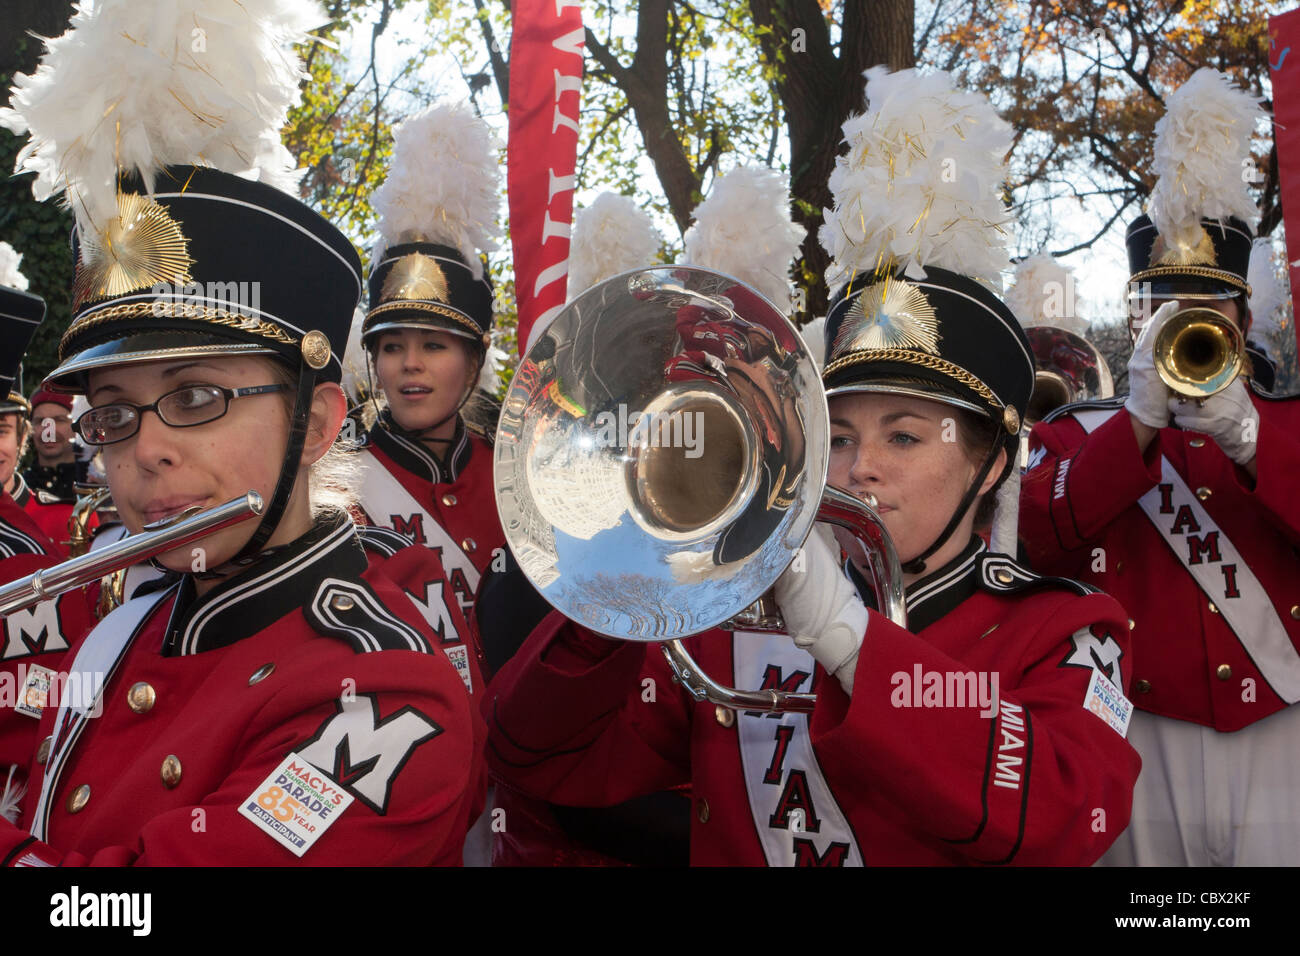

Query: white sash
left=733, top=632, right=862, bottom=867
left=1075, top=409, right=1300, bottom=702
left=358, top=449, right=481, bottom=610
left=30, top=588, right=171, bottom=841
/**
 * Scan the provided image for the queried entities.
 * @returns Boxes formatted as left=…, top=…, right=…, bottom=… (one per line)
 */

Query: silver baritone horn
left=493, top=267, right=905, bottom=715
left=1024, top=326, right=1114, bottom=426
left=0, top=492, right=264, bottom=616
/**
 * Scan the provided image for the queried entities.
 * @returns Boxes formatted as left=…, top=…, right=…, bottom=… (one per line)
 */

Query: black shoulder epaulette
left=356, top=524, right=413, bottom=557
left=304, top=577, right=433, bottom=654
left=1040, top=394, right=1127, bottom=425
left=34, top=489, right=63, bottom=505
left=976, top=552, right=1099, bottom=598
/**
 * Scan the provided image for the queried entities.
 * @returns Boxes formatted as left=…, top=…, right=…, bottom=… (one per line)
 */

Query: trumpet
left=0, top=492, right=263, bottom=617
left=1152, top=306, right=1245, bottom=399
left=494, top=267, right=906, bottom=715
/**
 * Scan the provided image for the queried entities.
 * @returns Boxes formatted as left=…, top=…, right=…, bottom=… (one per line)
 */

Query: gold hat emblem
left=1152, top=225, right=1218, bottom=267
left=381, top=253, right=450, bottom=304
left=832, top=277, right=940, bottom=359
left=72, top=192, right=193, bottom=310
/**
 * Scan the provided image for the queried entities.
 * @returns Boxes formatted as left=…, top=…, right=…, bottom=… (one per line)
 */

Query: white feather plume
left=820, top=67, right=1013, bottom=291
left=477, top=340, right=508, bottom=395
left=1, top=765, right=24, bottom=825
left=1148, top=68, right=1265, bottom=249
left=567, top=192, right=661, bottom=298
left=0, top=0, right=327, bottom=236
left=340, top=305, right=369, bottom=406
left=1247, top=238, right=1288, bottom=341
left=0, top=242, right=29, bottom=291
left=683, top=166, right=803, bottom=312
left=370, top=102, right=501, bottom=279
left=1005, top=255, right=1086, bottom=333
left=799, top=315, right=827, bottom=372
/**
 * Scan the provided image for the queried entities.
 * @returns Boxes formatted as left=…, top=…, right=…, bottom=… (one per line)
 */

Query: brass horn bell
left=1152, top=306, right=1245, bottom=400
left=493, top=266, right=906, bottom=715
left=1024, top=327, right=1114, bottom=426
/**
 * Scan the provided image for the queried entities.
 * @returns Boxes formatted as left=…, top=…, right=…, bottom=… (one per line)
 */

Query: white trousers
left=1099, top=707, right=1300, bottom=866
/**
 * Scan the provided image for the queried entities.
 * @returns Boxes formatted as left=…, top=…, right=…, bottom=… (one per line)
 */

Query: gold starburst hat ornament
left=1, top=0, right=364, bottom=559
left=818, top=67, right=1034, bottom=571
left=1126, top=69, right=1266, bottom=315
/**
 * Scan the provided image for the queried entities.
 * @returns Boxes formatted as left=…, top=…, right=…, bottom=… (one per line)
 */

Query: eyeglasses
left=74, top=384, right=288, bottom=446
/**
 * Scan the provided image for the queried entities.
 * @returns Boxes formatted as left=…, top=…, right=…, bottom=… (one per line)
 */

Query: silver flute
left=0, top=491, right=264, bottom=616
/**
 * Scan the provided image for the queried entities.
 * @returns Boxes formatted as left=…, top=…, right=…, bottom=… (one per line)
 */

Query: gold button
left=330, top=594, right=355, bottom=612
left=248, top=663, right=276, bottom=686
left=1135, top=679, right=1151, bottom=694
left=1208, top=602, right=1219, bottom=614
left=1196, top=486, right=1212, bottom=501
left=442, top=494, right=457, bottom=507
left=994, top=569, right=1013, bottom=585
left=1116, top=561, right=1124, bottom=573
left=161, top=755, right=183, bottom=789
left=67, top=784, right=91, bottom=814
left=1189, top=438, right=1206, bottom=448
left=1216, top=664, right=1232, bottom=681
left=697, top=798, right=710, bottom=823
left=1291, top=605, right=1300, bottom=620
left=127, top=681, right=155, bottom=714
left=1128, top=618, right=1135, bottom=630
left=714, top=705, right=735, bottom=727
left=36, top=735, right=52, bottom=764
left=461, top=537, right=477, bottom=553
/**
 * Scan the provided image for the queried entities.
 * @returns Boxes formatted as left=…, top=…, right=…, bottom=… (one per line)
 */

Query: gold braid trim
left=1129, top=266, right=1250, bottom=297
left=364, top=300, right=485, bottom=341
left=823, top=348, right=1001, bottom=409
left=60, top=301, right=297, bottom=358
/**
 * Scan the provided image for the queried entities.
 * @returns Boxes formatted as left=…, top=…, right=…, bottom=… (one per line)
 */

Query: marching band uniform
left=23, top=388, right=86, bottom=548
left=0, top=285, right=92, bottom=823
left=353, top=103, right=506, bottom=623
left=1018, top=68, right=1300, bottom=866
left=485, top=70, right=1139, bottom=865
left=0, top=5, right=488, bottom=862
left=1021, top=223, right=1300, bottom=865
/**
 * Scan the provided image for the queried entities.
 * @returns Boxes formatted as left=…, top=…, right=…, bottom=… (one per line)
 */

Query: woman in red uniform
left=352, top=103, right=506, bottom=627
left=0, top=5, right=483, bottom=866
left=483, top=68, right=1141, bottom=866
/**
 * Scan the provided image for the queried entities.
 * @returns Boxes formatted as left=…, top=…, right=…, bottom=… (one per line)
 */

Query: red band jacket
left=485, top=536, right=1141, bottom=866
left=0, top=490, right=94, bottom=820
left=357, top=414, right=505, bottom=620
left=1019, top=390, right=1300, bottom=731
left=0, top=515, right=485, bottom=866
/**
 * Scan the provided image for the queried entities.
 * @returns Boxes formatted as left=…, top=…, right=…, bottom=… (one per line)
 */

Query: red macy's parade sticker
left=238, top=752, right=354, bottom=857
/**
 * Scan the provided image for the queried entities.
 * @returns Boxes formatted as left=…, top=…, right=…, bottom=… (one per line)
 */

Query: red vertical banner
left=1270, top=7, right=1300, bottom=354
left=507, top=0, right=584, bottom=354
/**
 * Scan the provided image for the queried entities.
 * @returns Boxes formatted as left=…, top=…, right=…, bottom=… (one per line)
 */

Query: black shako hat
left=822, top=265, right=1034, bottom=451
left=0, top=285, right=45, bottom=415
left=362, top=242, right=493, bottom=349
left=46, top=165, right=363, bottom=392
left=1126, top=214, right=1253, bottom=301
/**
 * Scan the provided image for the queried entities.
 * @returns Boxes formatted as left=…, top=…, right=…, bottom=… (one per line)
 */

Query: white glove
left=1168, top=378, right=1259, bottom=465
left=773, top=523, right=869, bottom=695
left=1125, top=300, right=1181, bottom=429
